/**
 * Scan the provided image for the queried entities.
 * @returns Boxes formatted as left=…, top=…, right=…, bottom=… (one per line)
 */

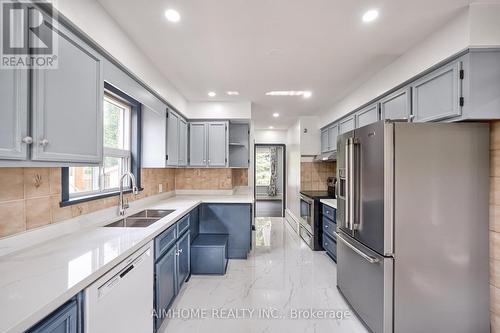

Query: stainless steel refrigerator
left=335, top=121, right=490, bottom=333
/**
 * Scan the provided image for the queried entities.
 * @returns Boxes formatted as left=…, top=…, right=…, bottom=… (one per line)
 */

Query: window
left=256, top=148, right=271, bottom=186
left=62, top=83, right=141, bottom=205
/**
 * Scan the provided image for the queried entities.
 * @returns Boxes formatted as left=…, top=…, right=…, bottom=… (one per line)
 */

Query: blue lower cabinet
left=177, top=214, right=190, bottom=236
left=191, top=234, right=229, bottom=275
left=322, top=215, right=337, bottom=240
left=322, top=204, right=336, bottom=222
left=28, top=299, right=78, bottom=333
left=154, top=246, right=177, bottom=331
left=189, top=206, right=200, bottom=244
left=176, top=231, right=190, bottom=292
left=323, top=233, right=337, bottom=262
left=199, top=203, right=252, bottom=259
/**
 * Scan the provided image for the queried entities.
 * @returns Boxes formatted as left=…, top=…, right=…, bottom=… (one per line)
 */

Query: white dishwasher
left=85, top=242, right=154, bottom=333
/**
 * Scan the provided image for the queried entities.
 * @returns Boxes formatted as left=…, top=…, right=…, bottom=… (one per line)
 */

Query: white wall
left=187, top=101, right=252, bottom=120
left=54, top=0, right=187, bottom=113
left=469, top=4, right=500, bottom=47
left=254, top=130, right=287, bottom=144
left=299, top=116, right=320, bottom=156
left=286, top=120, right=301, bottom=219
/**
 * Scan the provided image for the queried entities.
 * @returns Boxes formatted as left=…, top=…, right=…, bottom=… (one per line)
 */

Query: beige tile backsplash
left=300, top=161, right=336, bottom=191
left=0, top=167, right=248, bottom=238
left=232, top=169, right=248, bottom=187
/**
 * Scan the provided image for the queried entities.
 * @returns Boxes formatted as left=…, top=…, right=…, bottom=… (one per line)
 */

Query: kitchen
left=0, top=1, right=499, bottom=333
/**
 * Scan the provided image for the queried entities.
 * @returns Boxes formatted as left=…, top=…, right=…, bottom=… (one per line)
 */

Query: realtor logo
left=1, top=0, right=58, bottom=69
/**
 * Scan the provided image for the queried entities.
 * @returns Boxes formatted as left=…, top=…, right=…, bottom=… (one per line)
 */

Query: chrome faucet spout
left=118, top=172, right=139, bottom=216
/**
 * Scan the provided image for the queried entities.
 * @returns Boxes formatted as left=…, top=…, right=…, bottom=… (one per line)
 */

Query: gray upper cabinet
left=320, top=129, right=329, bottom=153
left=0, top=69, right=29, bottom=160
left=142, top=106, right=167, bottom=168
left=228, top=122, right=250, bottom=168
left=166, top=110, right=179, bottom=166
left=178, top=118, right=188, bottom=167
left=189, top=121, right=228, bottom=167
left=380, top=87, right=412, bottom=121
left=327, top=124, right=339, bottom=151
left=411, top=60, right=462, bottom=122
left=339, top=116, right=355, bottom=134
left=356, top=103, right=379, bottom=128
left=31, top=25, right=103, bottom=163
left=189, top=122, right=207, bottom=167
left=208, top=122, right=228, bottom=167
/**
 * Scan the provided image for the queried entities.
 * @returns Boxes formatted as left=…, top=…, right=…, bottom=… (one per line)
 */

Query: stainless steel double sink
left=104, top=209, right=175, bottom=228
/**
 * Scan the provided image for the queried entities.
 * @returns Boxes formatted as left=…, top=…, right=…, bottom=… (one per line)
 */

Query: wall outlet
left=158, top=184, right=163, bottom=193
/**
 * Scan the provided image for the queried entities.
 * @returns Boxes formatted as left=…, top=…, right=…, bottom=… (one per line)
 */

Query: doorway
left=254, top=144, right=286, bottom=217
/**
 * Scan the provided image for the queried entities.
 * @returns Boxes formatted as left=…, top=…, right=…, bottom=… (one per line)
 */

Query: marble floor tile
left=159, top=217, right=369, bottom=333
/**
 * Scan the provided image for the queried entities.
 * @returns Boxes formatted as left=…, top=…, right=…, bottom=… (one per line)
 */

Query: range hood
left=313, top=151, right=336, bottom=162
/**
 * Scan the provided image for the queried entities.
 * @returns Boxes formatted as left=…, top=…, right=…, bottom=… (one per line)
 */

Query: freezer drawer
left=336, top=231, right=393, bottom=333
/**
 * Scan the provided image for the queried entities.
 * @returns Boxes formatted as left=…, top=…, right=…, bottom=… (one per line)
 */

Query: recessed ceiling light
left=273, top=112, right=280, bottom=118
left=226, top=91, right=239, bottom=96
left=165, top=9, right=181, bottom=22
left=269, top=126, right=274, bottom=129
left=362, top=9, right=379, bottom=23
left=208, top=91, right=216, bottom=97
left=265, top=91, right=313, bottom=98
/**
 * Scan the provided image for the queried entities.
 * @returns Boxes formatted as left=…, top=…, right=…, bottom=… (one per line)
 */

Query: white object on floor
left=159, top=217, right=369, bottom=333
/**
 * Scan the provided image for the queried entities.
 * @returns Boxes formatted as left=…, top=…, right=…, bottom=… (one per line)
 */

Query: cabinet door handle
left=39, top=139, right=49, bottom=147
left=22, top=136, right=33, bottom=144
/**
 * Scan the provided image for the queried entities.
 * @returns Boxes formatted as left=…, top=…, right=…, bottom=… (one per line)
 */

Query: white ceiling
left=97, top=0, right=477, bottom=129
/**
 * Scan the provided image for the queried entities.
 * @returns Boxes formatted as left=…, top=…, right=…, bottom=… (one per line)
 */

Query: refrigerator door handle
left=336, top=232, right=380, bottom=264
left=351, top=138, right=360, bottom=231
left=345, top=139, right=351, bottom=230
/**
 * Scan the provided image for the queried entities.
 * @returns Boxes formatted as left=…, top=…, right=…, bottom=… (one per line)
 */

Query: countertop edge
left=319, top=199, right=337, bottom=209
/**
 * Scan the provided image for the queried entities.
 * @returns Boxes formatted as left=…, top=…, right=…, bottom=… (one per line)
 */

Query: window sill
left=60, top=188, right=144, bottom=207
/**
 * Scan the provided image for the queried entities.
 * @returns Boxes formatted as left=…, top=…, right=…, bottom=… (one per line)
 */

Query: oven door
left=299, top=195, right=314, bottom=234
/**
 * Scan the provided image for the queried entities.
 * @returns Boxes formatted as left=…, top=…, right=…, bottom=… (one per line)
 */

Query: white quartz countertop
left=0, top=194, right=253, bottom=333
left=320, top=199, right=337, bottom=209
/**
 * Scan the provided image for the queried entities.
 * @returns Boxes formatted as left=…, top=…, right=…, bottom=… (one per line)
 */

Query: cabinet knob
left=22, top=136, right=33, bottom=144
left=39, top=139, right=49, bottom=147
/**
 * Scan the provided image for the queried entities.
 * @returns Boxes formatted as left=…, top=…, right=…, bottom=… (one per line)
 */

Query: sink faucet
left=119, top=172, right=139, bottom=216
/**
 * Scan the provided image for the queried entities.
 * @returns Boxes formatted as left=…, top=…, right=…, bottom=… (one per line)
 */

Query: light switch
left=158, top=184, right=163, bottom=193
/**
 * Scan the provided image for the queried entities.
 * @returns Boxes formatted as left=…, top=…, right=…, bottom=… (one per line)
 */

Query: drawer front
left=155, top=225, right=177, bottom=259
left=323, top=233, right=337, bottom=260
left=322, top=216, right=337, bottom=240
left=177, top=214, right=190, bottom=236
left=322, top=204, right=336, bottom=222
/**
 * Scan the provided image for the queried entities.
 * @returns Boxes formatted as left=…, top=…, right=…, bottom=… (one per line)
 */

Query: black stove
left=300, top=191, right=334, bottom=200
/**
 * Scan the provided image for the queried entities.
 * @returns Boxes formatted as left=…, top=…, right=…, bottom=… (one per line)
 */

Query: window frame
left=60, top=82, right=142, bottom=207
